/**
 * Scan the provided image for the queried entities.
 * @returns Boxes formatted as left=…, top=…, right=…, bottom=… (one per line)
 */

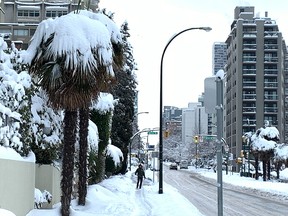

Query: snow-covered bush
left=30, top=90, right=63, bottom=164
left=34, top=188, right=52, bottom=209
left=0, top=38, right=33, bottom=156
left=0, top=37, right=63, bottom=163
left=105, top=143, right=123, bottom=176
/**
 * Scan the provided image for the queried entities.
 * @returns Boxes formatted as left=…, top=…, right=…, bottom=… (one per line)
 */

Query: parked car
left=169, top=162, right=178, bottom=170
left=179, top=160, right=189, bottom=169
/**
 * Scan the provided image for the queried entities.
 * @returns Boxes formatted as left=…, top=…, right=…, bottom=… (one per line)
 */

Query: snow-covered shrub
left=105, top=143, right=123, bottom=176
left=34, top=188, right=52, bottom=209
left=30, top=90, right=63, bottom=164
left=88, top=93, right=115, bottom=183
left=0, top=38, right=63, bottom=162
left=0, top=38, right=33, bottom=156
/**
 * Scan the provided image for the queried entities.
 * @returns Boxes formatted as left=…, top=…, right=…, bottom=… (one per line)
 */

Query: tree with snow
left=76, top=10, right=123, bottom=206
left=23, top=10, right=123, bottom=215
left=273, top=143, right=288, bottom=179
left=89, top=93, right=116, bottom=183
left=251, top=126, right=279, bottom=181
left=110, top=21, right=138, bottom=174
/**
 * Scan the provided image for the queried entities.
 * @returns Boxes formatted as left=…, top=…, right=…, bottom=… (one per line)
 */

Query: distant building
left=182, top=102, right=208, bottom=146
left=0, top=0, right=100, bottom=49
left=212, top=42, right=227, bottom=75
left=163, top=106, right=182, bottom=135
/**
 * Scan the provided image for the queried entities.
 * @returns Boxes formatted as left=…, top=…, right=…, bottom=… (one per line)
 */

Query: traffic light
left=236, top=157, right=242, bottom=164
left=194, top=136, right=198, bottom=143
left=164, top=130, right=169, bottom=138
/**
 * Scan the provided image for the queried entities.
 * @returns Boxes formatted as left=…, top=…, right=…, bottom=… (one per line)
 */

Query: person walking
left=135, top=164, right=146, bottom=189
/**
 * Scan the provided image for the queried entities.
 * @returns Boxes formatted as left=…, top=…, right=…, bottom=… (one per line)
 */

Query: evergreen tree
left=111, top=21, right=138, bottom=174
left=90, top=109, right=111, bottom=183
left=88, top=92, right=116, bottom=184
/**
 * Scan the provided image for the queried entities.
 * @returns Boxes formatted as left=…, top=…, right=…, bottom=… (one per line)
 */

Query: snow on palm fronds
left=23, top=13, right=114, bottom=75
left=251, top=127, right=279, bottom=152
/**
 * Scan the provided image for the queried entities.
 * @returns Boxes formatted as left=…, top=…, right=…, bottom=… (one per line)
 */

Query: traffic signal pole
left=194, top=136, right=198, bottom=169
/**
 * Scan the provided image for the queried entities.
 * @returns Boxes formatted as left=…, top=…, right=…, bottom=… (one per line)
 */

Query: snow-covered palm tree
left=251, top=126, right=279, bottom=181
left=23, top=10, right=122, bottom=216
left=274, top=144, right=288, bottom=179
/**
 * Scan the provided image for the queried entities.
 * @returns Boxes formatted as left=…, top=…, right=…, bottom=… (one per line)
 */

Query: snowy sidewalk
left=27, top=168, right=203, bottom=216
left=100, top=169, right=201, bottom=216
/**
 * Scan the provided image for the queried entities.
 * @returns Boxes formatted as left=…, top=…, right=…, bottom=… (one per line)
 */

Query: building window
left=46, top=10, right=68, bottom=18
left=18, top=10, right=40, bottom=17
left=14, top=29, right=29, bottom=36
left=30, top=29, right=36, bottom=36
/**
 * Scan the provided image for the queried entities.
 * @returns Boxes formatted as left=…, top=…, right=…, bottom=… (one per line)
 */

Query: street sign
left=148, top=131, right=158, bottom=135
left=203, top=135, right=216, bottom=141
left=147, top=145, right=155, bottom=151
left=204, top=76, right=217, bottom=114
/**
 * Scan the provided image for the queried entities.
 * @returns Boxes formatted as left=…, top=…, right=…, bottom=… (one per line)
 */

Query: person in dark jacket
left=135, top=164, right=146, bottom=189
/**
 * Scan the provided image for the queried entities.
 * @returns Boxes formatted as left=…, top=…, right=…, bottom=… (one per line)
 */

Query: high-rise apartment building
left=284, top=46, right=288, bottom=142
left=225, top=6, right=287, bottom=160
left=212, top=42, right=227, bottom=75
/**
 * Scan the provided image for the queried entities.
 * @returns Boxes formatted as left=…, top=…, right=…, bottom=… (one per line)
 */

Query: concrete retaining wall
left=35, top=164, right=61, bottom=208
left=0, top=158, right=35, bottom=216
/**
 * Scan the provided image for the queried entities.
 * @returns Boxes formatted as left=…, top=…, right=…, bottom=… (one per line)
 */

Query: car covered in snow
left=169, top=162, right=178, bottom=170
left=179, top=160, right=189, bottom=169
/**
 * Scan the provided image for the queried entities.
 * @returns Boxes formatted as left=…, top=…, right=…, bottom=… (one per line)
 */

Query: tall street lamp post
left=159, top=27, right=212, bottom=194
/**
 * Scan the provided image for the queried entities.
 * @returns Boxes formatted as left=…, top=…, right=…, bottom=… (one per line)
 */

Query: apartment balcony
left=243, top=81, right=256, bottom=87
left=242, top=69, right=256, bottom=75
left=242, top=94, right=256, bottom=100
left=264, top=95, right=278, bottom=100
left=243, top=57, right=256, bottom=62
left=243, top=107, right=256, bottom=113
left=264, top=69, right=278, bottom=75
left=264, top=107, right=278, bottom=113
left=264, top=82, right=278, bottom=88
left=242, top=119, right=256, bottom=126
left=264, top=44, right=278, bottom=50
left=264, top=32, right=279, bottom=38
left=264, top=57, right=278, bottom=62
left=243, top=33, right=257, bottom=38
left=243, top=44, right=256, bottom=50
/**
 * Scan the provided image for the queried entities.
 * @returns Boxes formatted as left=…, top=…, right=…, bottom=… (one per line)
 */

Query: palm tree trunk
left=263, top=160, right=267, bottom=181
left=276, top=162, right=280, bottom=179
left=61, top=110, right=78, bottom=216
left=254, top=152, right=259, bottom=180
left=78, top=108, right=89, bottom=205
left=267, top=159, right=271, bottom=180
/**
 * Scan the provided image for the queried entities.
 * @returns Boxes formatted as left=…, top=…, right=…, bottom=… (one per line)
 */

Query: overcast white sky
left=99, top=0, right=288, bottom=130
